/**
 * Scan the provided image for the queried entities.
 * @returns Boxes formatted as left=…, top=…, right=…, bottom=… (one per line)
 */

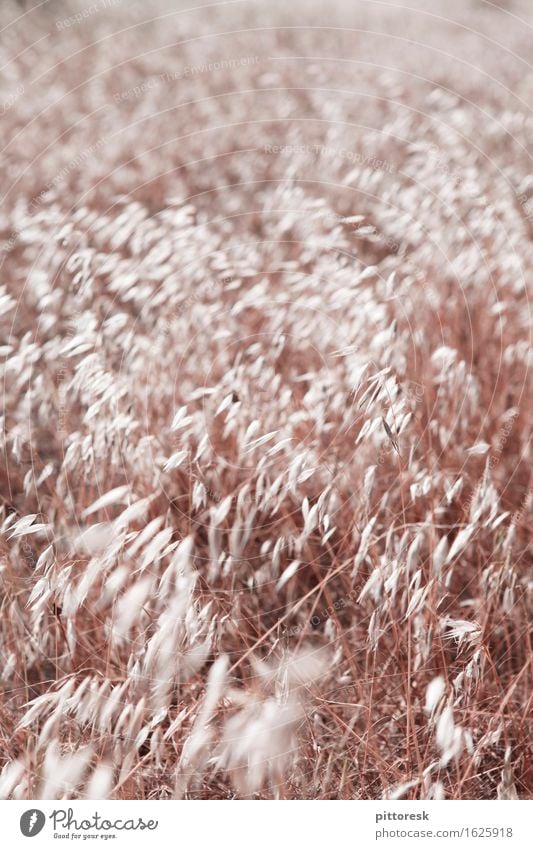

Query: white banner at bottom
left=2, top=800, right=531, bottom=848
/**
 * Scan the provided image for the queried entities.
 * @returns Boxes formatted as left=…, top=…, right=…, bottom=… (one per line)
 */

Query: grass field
left=0, top=0, right=531, bottom=799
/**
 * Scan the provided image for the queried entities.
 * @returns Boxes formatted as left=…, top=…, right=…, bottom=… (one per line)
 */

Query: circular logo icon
left=20, top=810, right=46, bottom=837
